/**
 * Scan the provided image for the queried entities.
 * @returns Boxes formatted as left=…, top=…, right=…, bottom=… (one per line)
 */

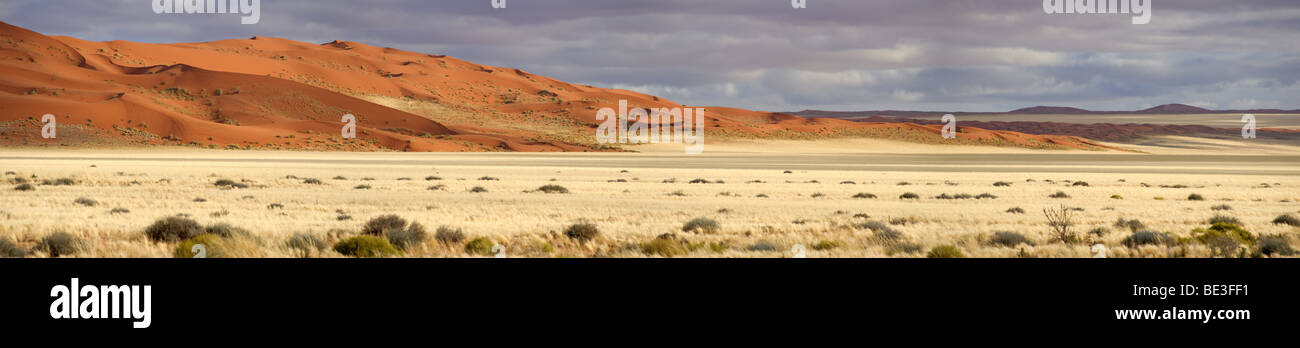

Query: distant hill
left=1136, top=103, right=1212, bottom=114
left=790, top=104, right=1300, bottom=118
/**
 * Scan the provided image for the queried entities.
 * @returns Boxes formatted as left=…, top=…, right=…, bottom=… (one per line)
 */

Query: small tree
left=1043, top=204, right=1078, bottom=244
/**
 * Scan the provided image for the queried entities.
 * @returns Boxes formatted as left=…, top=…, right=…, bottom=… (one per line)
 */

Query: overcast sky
left=3, top=0, right=1297, bottom=112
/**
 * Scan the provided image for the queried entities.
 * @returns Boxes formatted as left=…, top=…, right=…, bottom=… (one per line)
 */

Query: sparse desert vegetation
left=0, top=150, right=1297, bottom=258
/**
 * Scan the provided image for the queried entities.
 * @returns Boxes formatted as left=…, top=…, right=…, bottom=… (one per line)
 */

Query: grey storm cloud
left=2, top=0, right=1297, bottom=111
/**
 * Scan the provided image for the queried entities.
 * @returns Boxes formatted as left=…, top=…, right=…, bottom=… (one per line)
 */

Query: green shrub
left=145, top=216, right=204, bottom=242
left=174, top=234, right=224, bottom=258
left=464, top=237, right=495, bottom=255
left=926, top=245, right=966, bottom=258
left=386, top=222, right=426, bottom=251
left=434, top=226, right=465, bottom=244
left=1110, top=194, right=1123, bottom=200
left=1193, top=222, right=1255, bottom=247
left=564, top=222, right=599, bottom=242
left=682, top=217, right=720, bottom=234
left=987, top=231, right=1033, bottom=248
left=536, top=184, right=569, bottom=194
left=1273, top=214, right=1300, bottom=227
left=285, top=233, right=327, bottom=257
left=36, top=232, right=87, bottom=257
left=333, top=236, right=401, bottom=257
left=641, top=237, right=686, bottom=257
left=0, top=237, right=28, bottom=257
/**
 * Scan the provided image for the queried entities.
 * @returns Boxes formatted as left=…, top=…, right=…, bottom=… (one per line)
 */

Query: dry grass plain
left=2, top=146, right=1298, bottom=258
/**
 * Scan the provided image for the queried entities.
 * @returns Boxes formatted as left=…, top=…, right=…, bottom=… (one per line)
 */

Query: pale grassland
left=1, top=149, right=1297, bottom=258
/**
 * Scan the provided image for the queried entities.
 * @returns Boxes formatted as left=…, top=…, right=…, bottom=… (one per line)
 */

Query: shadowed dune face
left=0, top=21, right=1112, bottom=152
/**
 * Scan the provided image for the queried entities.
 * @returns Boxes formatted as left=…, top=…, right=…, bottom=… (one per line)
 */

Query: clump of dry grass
left=926, top=245, right=965, bottom=258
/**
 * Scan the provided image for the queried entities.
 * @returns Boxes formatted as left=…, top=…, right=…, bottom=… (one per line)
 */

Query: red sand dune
left=0, top=22, right=1114, bottom=152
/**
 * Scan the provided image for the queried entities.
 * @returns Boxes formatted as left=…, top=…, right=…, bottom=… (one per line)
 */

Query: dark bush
left=851, top=192, right=877, bottom=199
left=1187, top=193, right=1205, bottom=201
left=477, top=176, right=499, bottom=181
left=899, top=192, right=919, bottom=199
left=434, top=226, right=466, bottom=244
left=1049, top=191, right=1070, bottom=198
left=13, top=183, right=33, bottom=191
left=0, top=237, right=28, bottom=258
left=1114, top=218, right=1146, bottom=233
left=213, top=179, right=248, bottom=189
left=144, top=216, right=204, bottom=242
left=975, top=193, right=998, bottom=199
left=386, top=222, right=427, bottom=251
left=1207, top=215, right=1241, bottom=226
left=993, top=181, right=1012, bottom=187
left=469, top=186, right=487, bottom=193
left=682, top=217, right=720, bottom=234
left=1272, top=214, right=1300, bottom=227
left=987, top=231, right=1033, bottom=248
left=36, top=232, right=87, bottom=257
left=1005, top=207, right=1025, bottom=214
left=564, top=222, right=599, bottom=242
left=361, top=215, right=408, bottom=236
left=536, top=184, right=569, bottom=194
left=74, top=197, right=98, bottom=207
left=303, top=178, right=322, bottom=184
left=746, top=240, right=780, bottom=252
left=1122, top=231, right=1175, bottom=248
left=204, top=223, right=250, bottom=238
left=1210, top=204, right=1232, bottom=211
left=1071, top=181, right=1089, bottom=187
left=333, top=236, right=401, bottom=258
left=1257, top=235, right=1295, bottom=257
